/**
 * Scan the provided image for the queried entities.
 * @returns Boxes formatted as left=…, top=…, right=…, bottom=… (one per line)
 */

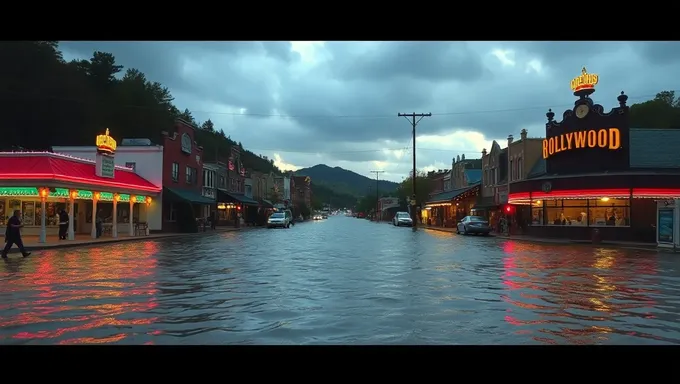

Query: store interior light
left=601, top=197, right=610, bottom=202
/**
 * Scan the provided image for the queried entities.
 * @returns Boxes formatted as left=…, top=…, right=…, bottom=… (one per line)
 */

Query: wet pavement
left=1, top=216, right=680, bottom=345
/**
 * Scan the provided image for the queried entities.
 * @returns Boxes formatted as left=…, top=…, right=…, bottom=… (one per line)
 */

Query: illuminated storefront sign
left=542, top=128, right=621, bottom=159
left=0, top=187, right=148, bottom=202
left=570, top=67, right=598, bottom=93
left=96, top=128, right=117, bottom=155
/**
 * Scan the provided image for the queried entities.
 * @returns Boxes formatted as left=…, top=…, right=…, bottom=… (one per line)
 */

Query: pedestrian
left=58, top=208, right=69, bottom=240
left=2, top=210, right=31, bottom=259
left=210, top=210, right=216, bottom=230
left=95, top=209, right=103, bottom=238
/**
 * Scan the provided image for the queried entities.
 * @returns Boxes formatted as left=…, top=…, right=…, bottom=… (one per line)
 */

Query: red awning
left=0, top=152, right=160, bottom=194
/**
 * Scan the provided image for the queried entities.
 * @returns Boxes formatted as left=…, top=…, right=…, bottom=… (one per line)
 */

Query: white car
left=313, top=214, right=323, bottom=220
left=393, top=212, right=413, bottom=227
left=268, top=212, right=291, bottom=228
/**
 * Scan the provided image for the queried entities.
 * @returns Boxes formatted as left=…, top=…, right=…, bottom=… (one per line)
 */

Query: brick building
left=161, top=119, right=214, bottom=232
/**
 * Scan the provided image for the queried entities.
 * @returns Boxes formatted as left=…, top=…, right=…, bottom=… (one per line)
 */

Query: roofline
left=0, top=151, right=136, bottom=171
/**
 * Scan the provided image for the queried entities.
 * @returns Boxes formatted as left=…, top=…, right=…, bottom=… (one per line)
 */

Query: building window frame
left=172, top=162, right=179, bottom=182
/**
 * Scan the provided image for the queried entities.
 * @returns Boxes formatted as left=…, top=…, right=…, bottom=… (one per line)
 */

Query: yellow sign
left=542, top=128, right=621, bottom=159
left=96, top=128, right=117, bottom=155
left=570, top=67, right=598, bottom=93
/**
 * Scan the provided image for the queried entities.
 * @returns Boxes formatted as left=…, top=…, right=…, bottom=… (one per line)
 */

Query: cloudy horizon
left=59, top=41, right=680, bottom=182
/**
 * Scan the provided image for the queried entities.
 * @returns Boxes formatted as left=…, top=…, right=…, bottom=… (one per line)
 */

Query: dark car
left=456, top=215, right=491, bottom=236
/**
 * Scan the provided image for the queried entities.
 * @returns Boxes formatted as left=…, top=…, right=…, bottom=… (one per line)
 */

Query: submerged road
left=1, top=216, right=679, bottom=345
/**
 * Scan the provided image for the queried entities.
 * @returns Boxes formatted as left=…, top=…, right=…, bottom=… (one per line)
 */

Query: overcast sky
left=59, top=41, right=680, bottom=182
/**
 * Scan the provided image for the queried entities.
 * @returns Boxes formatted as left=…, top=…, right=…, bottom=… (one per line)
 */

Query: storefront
left=508, top=67, right=680, bottom=244
left=215, top=189, right=259, bottom=225
left=0, top=137, right=160, bottom=242
left=423, top=184, right=480, bottom=227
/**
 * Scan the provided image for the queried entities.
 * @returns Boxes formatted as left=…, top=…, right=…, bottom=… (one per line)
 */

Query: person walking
left=2, top=210, right=31, bottom=259
left=58, top=208, right=69, bottom=240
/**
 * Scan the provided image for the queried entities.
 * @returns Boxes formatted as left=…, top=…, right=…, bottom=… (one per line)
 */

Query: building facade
left=202, top=163, right=218, bottom=219
left=508, top=67, right=680, bottom=245
left=161, top=119, right=213, bottom=232
left=2, top=129, right=160, bottom=243
left=52, top=138, right=164, bottom=231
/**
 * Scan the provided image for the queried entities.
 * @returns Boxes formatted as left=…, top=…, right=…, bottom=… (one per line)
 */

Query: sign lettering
left=96, top=128, right=117, bottom=155
left=542, top=128, right=621, bottom=160
left=570, top=67, right=598, bottom=93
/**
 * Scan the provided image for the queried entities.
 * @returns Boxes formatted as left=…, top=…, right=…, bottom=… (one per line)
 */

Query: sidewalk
left=5, top=226, right=243, bottom=254
left=419, top=224, right=660, bottom=252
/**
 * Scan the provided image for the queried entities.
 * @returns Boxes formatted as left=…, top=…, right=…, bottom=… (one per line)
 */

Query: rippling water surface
left=1, top=216, right=680, bottom=345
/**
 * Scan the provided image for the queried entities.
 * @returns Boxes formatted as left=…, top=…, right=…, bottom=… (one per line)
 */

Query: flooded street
left=1, top=216, right=680, bottom=345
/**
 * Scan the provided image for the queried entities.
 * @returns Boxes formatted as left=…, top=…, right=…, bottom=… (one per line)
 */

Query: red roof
left=0, top=152, right=160, bottom=193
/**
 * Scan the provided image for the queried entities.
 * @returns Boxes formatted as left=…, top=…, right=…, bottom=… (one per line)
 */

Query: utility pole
left=398, top=112, right=431, bottom=232
left=370, top=170, right=385, bottom=222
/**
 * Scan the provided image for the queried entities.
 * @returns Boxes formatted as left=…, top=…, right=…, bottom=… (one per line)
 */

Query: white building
left=52, top=141, right=164, bottom=231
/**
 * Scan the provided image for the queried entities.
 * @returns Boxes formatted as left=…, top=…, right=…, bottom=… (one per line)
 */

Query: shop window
left=172, top=162, right=179, bottom=182
left=535, top=198, right=630, bottom=227
left=588, top=198, right=630, bottom=227
left=531, top=206, right=544, bottom=225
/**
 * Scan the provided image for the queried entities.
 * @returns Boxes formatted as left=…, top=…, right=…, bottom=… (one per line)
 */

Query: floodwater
left=1, top=216, right=679, bottom=345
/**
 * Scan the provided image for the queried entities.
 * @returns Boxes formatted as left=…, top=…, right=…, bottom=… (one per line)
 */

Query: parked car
left=268, top=211, right=291, bottom=228
left=456, top=216, right=491, bottom=236
left=393, top=211, right=413, bottom=227
left=313, top=213, right=323, bottom=220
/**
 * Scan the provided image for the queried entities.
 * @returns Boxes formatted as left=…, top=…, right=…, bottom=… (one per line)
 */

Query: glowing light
left=570, top=66, right=599, bottom=92
left=601, top=197, right=609, bottom=202
left=509, top=188, right=680, bottom=204
left=95, top=128, right=117, bottom=155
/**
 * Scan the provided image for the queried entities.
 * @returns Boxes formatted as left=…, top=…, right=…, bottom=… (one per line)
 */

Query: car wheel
left=462, top=226, right=468, bottom=235
left=456, top=226, right=460, bottom=234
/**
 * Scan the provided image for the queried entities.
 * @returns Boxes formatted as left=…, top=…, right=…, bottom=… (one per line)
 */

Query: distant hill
left=296, top=164, right=399, bottom=197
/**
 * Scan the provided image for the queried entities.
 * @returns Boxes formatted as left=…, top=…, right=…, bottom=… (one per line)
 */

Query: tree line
left=0, top=41, right=281, bottom=175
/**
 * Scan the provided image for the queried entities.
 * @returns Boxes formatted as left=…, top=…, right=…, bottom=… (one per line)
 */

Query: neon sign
left=96, top=128, right=117, bottom=155
left=570, top=67, right=598, bottom=93
left=542, top=128, right=621, bottom=159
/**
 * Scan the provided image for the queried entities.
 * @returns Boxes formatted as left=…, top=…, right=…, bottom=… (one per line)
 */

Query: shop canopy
left=0, top=152, right=160, bottom=196
left=164, top=187, right=215, bottom=205
left=426, top=184, right=480, bottom=205
left=216, top=189, right=259, bottom=206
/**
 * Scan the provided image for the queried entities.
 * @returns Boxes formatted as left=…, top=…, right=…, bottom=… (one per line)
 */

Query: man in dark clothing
left=210, top=210, right=216, bottom=230
left=3, top=210, right=31, bottom=259
left=58, top=209, right=69, bottom=240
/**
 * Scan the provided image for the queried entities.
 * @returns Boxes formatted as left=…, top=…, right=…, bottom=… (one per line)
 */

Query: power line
left=0, top=88, right=672, bottom=120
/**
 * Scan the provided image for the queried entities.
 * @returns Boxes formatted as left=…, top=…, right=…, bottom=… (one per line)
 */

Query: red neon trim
left=0, top=173, right=160, bottom=193
left=633, top=188, right=680, bottom=197
left=509, top=188, right=680, bottom=200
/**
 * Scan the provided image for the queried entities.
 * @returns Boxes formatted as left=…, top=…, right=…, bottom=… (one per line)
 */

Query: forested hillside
left=0, top=41, right=281, bottom=175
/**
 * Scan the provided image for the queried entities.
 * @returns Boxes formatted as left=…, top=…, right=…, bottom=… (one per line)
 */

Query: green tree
left=630, top=90, right=680, bottom=129
left=396, top=170, right=432, bottom=207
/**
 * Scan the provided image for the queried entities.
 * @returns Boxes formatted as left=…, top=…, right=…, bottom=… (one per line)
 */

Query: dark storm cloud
left=57, top=41, right=680, bottom=178
left=325, top=41, right=487, bottom=82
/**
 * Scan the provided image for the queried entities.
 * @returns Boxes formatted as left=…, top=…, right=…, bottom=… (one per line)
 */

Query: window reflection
left=530, top=198, right=630, bottom=227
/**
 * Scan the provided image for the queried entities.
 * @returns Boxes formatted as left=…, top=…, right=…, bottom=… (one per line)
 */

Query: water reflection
left=0, top=242, right=159, bottom=344
left=0, top=219, right=679, bottom=345
left=500, top=241, right=677, bottom=344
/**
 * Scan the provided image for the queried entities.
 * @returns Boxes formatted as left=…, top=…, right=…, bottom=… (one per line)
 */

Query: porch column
left=68, top=189, right=76, bottom=240
left=129, top=195, right=135, bottom=237
left=112, top=194, right=119, bottom=238
left=38, top=187, right=48, bottom=243
left=91, top=192, right=99, bottom=239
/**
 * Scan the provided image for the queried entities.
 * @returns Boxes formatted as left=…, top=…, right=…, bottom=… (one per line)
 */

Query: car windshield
left=397, top=213, right=410, bottom=218
left=469, top=216, right=486, bottom=222
left=271, top=213, right=284, bottom=218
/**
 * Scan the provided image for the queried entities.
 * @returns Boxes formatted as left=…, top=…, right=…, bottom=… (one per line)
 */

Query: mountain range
left=295, top=164, right=399, bottom=197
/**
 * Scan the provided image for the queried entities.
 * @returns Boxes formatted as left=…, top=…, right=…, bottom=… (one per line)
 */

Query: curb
left=11, top=227, right=242, bottom=253
left=421, top=226, right=659, bottom=252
